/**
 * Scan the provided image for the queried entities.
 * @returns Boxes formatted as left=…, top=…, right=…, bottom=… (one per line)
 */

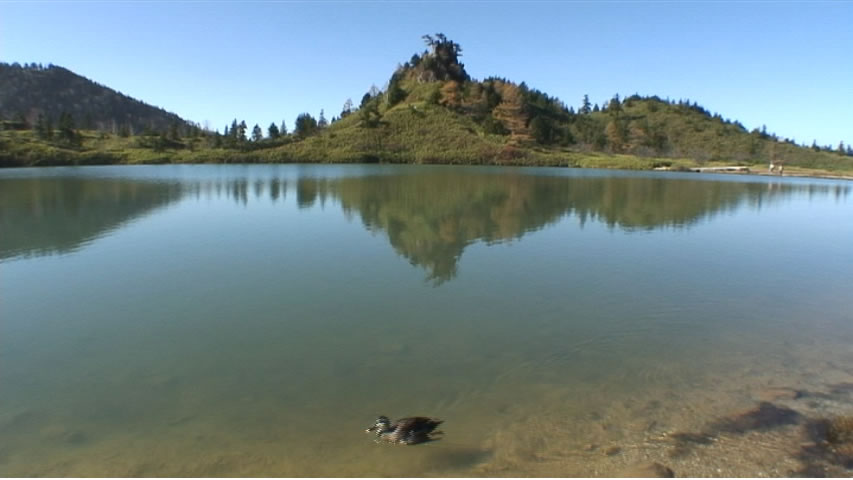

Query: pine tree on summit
left=419, top=33, right=468, bottom=83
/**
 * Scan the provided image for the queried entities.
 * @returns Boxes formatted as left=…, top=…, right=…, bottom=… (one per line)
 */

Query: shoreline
left=2, top=160, right=852, bottom=182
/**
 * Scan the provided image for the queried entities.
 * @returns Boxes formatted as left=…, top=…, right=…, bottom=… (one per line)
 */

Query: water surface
left=2, top=165, right=852, bottom=476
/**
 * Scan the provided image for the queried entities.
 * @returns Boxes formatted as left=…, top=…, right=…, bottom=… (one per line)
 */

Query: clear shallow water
left=1, top=165, right=852, bottom=476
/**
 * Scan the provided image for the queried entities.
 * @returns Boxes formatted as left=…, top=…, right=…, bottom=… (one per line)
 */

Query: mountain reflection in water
left=2, top=167, right=848, bottom=285
left=0, top=176, right=184, bottom=260
left=298, top=173, right=847, bottom=283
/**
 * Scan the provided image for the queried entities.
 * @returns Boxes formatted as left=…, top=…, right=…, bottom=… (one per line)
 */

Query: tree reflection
left=3, top=169, right=847, bottom=285
left=0, top=177, right=185, bottom=260
left=299, top=173, right=848, bottom=284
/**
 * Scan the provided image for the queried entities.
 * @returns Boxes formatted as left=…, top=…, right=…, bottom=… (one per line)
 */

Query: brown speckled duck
left=365, top=415, right=444, bottom=445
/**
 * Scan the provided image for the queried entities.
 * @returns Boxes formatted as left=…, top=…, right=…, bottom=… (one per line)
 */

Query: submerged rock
left=616, top=462, right=675, bottom=478
left=826, top=416, right=853, bottom=445
left=709, top=401, right=801, bottom=434
left=64, top=430, right=88, bottom=445
left=756, top=387, right=803, bottom=403
left=604, top=445, right=622, bottom=456
left=797, top=415, right=853, bottom=474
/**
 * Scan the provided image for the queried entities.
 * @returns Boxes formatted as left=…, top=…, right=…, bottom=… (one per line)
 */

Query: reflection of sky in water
left=1, top=165, right=852, bottom=476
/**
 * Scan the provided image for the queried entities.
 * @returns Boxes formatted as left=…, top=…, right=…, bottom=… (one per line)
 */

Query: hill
left=1, top=36, right=852, bottom=176
left=0, top=62, right=190, bottom=135
left=262, top=34, right=852, bottom=174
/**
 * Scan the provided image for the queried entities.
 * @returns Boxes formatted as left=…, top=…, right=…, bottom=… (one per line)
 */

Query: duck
left=366, top=415, right=444, bottom=445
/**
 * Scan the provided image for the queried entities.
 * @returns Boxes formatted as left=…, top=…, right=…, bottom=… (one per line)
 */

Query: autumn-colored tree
left=439, top=81, right=462, bottom=109
left=491, top=82, right=529, bottom=143
left=605, top=118, right=627, bottom=152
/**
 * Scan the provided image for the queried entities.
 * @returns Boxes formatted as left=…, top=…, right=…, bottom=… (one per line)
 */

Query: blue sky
left=2, top=1, right=851, bottom=147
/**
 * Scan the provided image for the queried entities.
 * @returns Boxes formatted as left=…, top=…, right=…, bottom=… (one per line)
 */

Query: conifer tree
left=294, top=113, right=318, bottom=137
left=608, top=94, right=622, bottom=117
left=45, top=115, right=54, bottom=139
left=268, top=122, right=280, bottom=139
left=169, top=121, right=180, bottom=141
left=359, top=100, right=381, bottom=128
left=580, top=94, right=592, bottom=114
left=252, top=124, right=263, bottom=141
left=386, top=74, right=406, bottom=107
left=34, top=113, right=47, bottom=139
left=238, top=121, right=247, bottom=142
left=58, top=111, right=76, bottom=143
left=341, top=98, right=354, bottom=118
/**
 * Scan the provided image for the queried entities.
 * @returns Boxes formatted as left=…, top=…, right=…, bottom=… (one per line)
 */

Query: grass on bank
left=2, top=108, right=852, bottom=179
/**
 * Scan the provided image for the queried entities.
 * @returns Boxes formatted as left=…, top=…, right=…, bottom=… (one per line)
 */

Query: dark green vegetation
left=2, top=36, right=852, bottom=175
left=0, top=63, right=189, bottom=136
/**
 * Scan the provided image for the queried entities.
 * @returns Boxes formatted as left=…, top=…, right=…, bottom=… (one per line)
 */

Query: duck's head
left=366, top=416, right=393, bottom=435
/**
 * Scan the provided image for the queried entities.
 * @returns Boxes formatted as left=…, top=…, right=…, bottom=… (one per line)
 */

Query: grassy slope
left=261, top=92, right=853, bottom=175
left=604, top=98, right=852, bottom=173
left=2, top=93, right=852, bottom=177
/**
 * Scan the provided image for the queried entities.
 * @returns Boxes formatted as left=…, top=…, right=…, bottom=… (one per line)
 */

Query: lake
left=1, top=164, right=852, bottom=476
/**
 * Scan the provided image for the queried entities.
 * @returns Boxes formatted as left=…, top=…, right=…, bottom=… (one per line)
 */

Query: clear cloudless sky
left=2, top=1, right=851, bottom=147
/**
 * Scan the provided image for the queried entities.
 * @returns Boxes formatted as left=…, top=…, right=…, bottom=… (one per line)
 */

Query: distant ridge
left=0, top=62, right=190, bottom=134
